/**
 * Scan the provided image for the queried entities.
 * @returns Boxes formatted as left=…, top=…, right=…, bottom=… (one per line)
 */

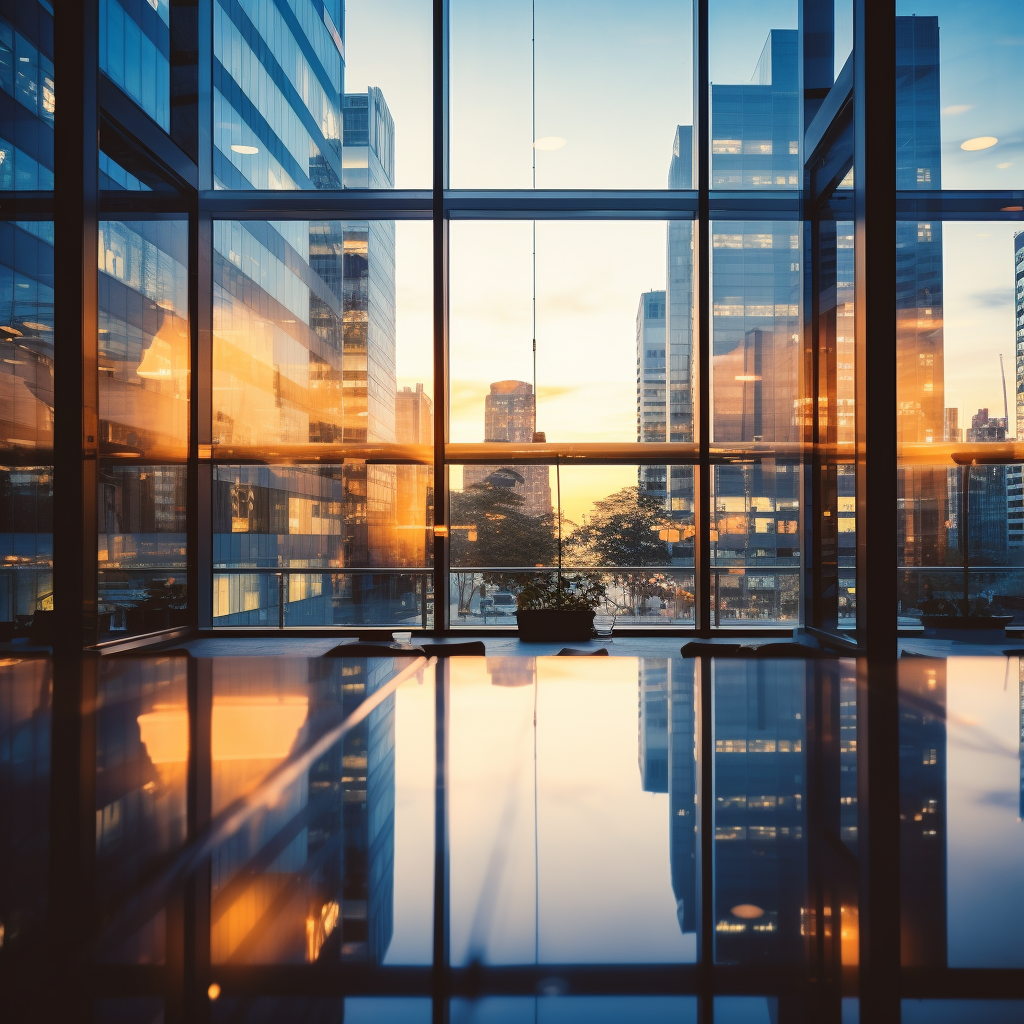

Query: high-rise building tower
left=708, top=30, right=801, bottom=614
left=666, top=127, right=696, bottom=555
left=637, top=291, right=668, bottom=501
left=395, top=384, right=433, bottom=566
left=463, top=382, right=552, bottom=517
left=1016, top=232, right=1024, bottom=439
left=896, top=16, right=947, bottom=571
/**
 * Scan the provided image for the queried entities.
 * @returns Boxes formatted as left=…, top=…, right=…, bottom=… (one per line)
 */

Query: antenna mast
left=1001, top=353, right=1010, bottom=430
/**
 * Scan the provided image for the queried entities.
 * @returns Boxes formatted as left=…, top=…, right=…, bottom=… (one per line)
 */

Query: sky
left=343, top=0, right=1024, bottom=524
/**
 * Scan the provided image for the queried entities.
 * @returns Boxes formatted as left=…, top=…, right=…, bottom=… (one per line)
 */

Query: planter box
left=516, top=609, right=595, bottom=642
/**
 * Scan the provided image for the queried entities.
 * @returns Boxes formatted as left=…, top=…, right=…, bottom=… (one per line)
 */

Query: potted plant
left=515, top=573, right=606, bottom=642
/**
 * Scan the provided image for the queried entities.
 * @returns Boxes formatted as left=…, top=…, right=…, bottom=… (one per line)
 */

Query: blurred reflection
left=713, top=661, right=807, bottom=965
left=0, top=656, right=50, bottom=953
left=95, top=656, right=189, bottom=963
left=208, top=657, right=399, bottom=965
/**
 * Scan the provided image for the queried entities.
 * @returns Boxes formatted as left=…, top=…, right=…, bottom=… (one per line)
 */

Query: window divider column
left=693, top=0, right=712, bottom=640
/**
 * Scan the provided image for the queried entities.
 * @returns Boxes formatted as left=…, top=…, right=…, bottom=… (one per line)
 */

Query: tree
left=565, top=486, right=682, bottom=616
left=449, top=471, right=557, bottom=613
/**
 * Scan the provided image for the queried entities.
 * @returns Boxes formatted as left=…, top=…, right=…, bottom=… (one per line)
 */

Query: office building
left=463, top=381, right=552, bottom=517
left=637, top=290, right=668, bottom=501
left=395, top=384, right=433, bottom=567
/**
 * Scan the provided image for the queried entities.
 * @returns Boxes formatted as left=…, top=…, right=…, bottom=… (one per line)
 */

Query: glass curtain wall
left=21, top=0, right=1024, bottom=644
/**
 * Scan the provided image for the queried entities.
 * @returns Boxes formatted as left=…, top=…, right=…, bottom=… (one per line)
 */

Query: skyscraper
left=666, top=127, right=696, bottom=555
left=637, top=291, right=667, bottom=501
left=896, top=16, right=947, bottom=571
left=395, top=384, right=433, bottom=567
left=709, top=30, right=802, bottom=621
left=463, top=381, right=552, bottom=517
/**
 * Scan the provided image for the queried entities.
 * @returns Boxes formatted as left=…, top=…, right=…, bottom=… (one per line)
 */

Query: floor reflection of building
left=639, top=659, right=696, bottom=934
left=899, top=659, right=947, bottom=966
left=713, top=663, right=806, bottom=965
left=129, top=659, right=395, bottom=965
left=0, top=659, right=52, bottom=953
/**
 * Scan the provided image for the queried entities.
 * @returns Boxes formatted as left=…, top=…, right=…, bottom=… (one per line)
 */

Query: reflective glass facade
left=6, top=0, right=1024, bottom=649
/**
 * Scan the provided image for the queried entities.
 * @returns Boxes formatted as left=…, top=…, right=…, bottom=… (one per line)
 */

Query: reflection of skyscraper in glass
left=637, top=291, right=667, bottom=501
left=713, top=662, right=806, bottom=965
left=395, top=384, right=434, bottom=566
left=209, top=1, right=406, bottom=624
left=638, top=658, right=696, bottom=935
left=463, top=382, right=552, bottom=516
left=899, top=659, right=947, bottom=967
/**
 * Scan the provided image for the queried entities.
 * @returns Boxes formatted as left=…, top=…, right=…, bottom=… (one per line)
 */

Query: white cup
left=392, top=631, right=413, bottom=645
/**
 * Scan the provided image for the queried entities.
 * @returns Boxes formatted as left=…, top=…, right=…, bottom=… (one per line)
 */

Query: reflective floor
left=1, top=652, right=1023, bottom=1021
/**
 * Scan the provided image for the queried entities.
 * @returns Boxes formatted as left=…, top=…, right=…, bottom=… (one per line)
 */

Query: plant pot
left=516, top=609, right=595, bottom=642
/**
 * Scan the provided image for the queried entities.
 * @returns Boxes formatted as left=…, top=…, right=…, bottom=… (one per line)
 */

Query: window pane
left=213, top=0, right=430, bottom=189
left=99, top=0, right=170, bottom=130
left=710, top=2, right=799, bottom=190
left=0, top=221, right=53, bottom=638
left=451, top=0, right=693, bottom=188
left=896, top=2, right=1024, bottom=189
left=712, top=221, right=801, bottom=442
left=212, top=220, right=431, bottom=450
left=213, top=463, right=433, bottom=626
left=449, top=464, right=695, bottom=627
left=98, top=218, right=189, bottom=639
left=897, top=222, right=1019, bottom=626
left=712, top=462, right=801, bottom=627
left=450, top=220, right=694, bottom=444
left=0, top=5, right=54, bottom=189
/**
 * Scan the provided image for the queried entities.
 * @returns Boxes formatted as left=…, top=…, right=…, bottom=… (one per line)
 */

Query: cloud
left=970, top=287, right=1014, bottom=309
left=975, top=789, right=1019, bottom=810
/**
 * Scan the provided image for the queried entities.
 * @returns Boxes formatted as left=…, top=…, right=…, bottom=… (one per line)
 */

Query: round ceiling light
left=231, top=144, right=259, bottom=155
left=961, top=136, right=998, bottom=151
left=533, top=136, right=567, bottom=151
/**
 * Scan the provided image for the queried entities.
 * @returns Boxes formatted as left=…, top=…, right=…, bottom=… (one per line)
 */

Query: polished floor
left=1, top=650, right=1023, bottom=1022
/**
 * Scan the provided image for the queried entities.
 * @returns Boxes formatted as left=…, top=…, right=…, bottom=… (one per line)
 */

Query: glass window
left=0, top=6, right=54, bottom=190
left=98, top=218, right=189, bottom=638
left=0, top=221, right=53, bottom=638
left=710, top=2, right=800, bottom=189
left=99, top=0, right=170, bottom=130
left=711, top=462, right=801, bottom=627
left=213, top=0, right=430, bottom=190
left=450, top=220, right=694, bottom=445
left=212, top=219, right=431, bottom=449
left=450, top=0, right=693, bottom=188
left=711, top=221, right=802, bottom=443
left=449, top=464, right=695, bottom=628
left=897, top=223, right=1020, bottom=626
left=211, top=217, right=432, bottom=628
left=895, top=2, right=1024, bottom=189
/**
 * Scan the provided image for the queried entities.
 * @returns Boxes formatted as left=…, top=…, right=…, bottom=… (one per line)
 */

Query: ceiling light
left=231, top=144, right=259, bottom=155
left=961, top=136, right=998, bottom=151
left=1000, top=205, right=1022, bottom=212
left=533, top=136, right=567, bottom=151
